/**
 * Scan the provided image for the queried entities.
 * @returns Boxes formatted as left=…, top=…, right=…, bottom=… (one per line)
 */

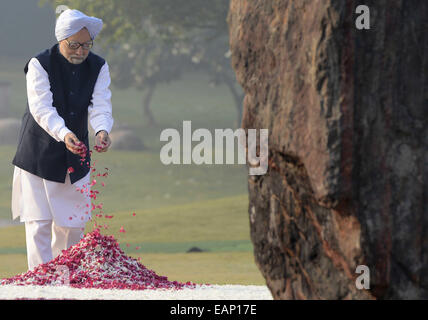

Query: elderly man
left=11, top=9, right=114, bottom=271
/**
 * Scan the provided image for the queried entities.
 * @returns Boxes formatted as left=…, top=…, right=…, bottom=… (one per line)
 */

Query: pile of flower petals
left=0, top=229, right=196, bottom=291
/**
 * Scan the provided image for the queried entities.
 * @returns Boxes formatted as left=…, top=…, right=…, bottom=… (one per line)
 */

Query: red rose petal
left=0, top=230, right=200, bottom=290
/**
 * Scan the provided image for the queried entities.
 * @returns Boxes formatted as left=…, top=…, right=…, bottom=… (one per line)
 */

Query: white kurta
left=12, top=168, right=91, bottom=228
left=11, top=55, right=114, bottom=228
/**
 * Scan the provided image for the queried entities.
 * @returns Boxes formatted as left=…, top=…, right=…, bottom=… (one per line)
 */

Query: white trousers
left=25, top=219, right=83, bottom=271
left=12, top=166, right=91, bottom=228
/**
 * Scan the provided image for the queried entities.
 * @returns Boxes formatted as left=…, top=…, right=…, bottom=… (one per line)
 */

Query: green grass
left=133, top=252, right=264, bottom=285
left=0, top=195, right=264, bottom=285
left=89, top=194, right=252, bottom=243
left=0, top=146, right=15, bottom=222
left=0, top=57, right=261, bottom=285
left=0, top=145, right=249, bottom=220
left=0, top=252, right=265, bottom=285
left=0, top=194, right=252, bottom=250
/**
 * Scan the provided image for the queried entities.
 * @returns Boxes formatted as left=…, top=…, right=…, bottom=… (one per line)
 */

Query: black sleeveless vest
left=12, top=43, right=105, bottom=184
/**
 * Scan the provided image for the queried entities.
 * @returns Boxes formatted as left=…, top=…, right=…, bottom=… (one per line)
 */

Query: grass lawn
left=0, top=56, right=263, bottom=286
left=0, top=194, right=253, bottom=250
left=0, top=194, right=265, bottom=285
left=0, top=252, right=265, bottom=285
left=0, top=134, right=260, bottom=285
left=0, top=146, right=249, bottom=220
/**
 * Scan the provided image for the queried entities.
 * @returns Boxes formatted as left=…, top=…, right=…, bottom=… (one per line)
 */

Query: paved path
left=0, top=284, right=273, bottom=300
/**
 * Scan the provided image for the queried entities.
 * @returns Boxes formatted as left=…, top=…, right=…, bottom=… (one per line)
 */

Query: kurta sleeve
left=88, top=61, right=114, bottom=135
left=26, top=58, right=72, bottom=142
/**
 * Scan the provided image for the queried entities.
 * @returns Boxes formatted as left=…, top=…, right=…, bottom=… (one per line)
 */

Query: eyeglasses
left=65, top=39, right=93, bottom=50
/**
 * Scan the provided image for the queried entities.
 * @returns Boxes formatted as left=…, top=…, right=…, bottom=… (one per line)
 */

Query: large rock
left=228, top=0, right=427, bottom=299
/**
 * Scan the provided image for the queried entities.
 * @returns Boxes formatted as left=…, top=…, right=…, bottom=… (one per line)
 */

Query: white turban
left=55, top=9, right=103, bottom=42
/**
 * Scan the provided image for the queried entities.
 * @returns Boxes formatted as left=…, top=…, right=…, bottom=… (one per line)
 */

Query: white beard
left=70, top=57, right=85, bottom=64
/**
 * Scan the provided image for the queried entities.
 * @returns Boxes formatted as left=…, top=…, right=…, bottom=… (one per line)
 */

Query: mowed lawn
left=0, top=146, right=249, bottom=222
left=0, top=195, right=264, bottom=285
left=0, top=146, right=262, bottom=284
left=0, top=58, right=264, bottom=285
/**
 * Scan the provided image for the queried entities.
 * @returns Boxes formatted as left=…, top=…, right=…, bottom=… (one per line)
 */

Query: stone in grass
left=187, top=247, right=205, bottom=253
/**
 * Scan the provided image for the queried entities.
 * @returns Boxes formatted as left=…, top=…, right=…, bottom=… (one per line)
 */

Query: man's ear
left=58, top=40, right=64, bottom=50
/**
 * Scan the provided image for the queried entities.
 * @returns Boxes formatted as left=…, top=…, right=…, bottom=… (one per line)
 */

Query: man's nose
left=76, top=46, right=84, bottom=55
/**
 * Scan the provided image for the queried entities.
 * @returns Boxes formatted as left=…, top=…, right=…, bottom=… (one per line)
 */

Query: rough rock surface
left=227, top=0, right=427, bottom=299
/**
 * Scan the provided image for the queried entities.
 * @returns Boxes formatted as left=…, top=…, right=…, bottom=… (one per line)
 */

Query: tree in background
left=41, top=0, right=244, bottom=127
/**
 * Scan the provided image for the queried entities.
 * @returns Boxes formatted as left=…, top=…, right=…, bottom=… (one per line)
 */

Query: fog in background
left=0, top=1, right=56, bottom=59
left=0, top=0, right=248, bottom=226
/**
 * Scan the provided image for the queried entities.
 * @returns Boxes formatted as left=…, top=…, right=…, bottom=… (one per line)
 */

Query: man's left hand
left=95, top=130, right=111, bottom=152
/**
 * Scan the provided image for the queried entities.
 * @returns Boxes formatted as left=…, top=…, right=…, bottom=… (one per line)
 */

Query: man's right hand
left=64, top=132, right=85, bottom=155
